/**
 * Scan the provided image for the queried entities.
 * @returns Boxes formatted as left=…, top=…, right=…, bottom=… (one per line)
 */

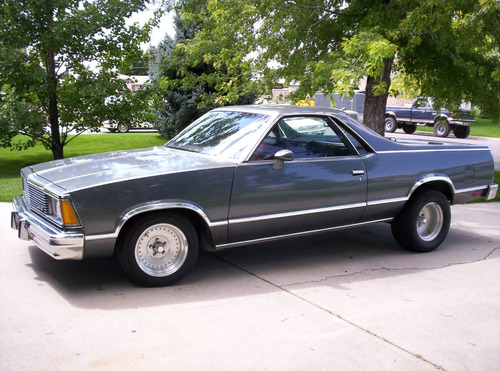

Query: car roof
left=212, top=104, right=351, bottom=118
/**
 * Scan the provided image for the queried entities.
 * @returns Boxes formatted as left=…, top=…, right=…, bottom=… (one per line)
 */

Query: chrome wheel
left=391, top=189, right=451, bottom=252
left=416, top=202, right=444, bottom=242
left=385, top=117, right=397, bottom=133
left=117, top=123, right=129, bottom=133
left=433, top=120, right=450, bottom=137
left=134, top=223, right=189, bottom=277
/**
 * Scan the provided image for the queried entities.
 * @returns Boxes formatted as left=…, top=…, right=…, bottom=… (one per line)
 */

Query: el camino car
left=11, top=105, right=497, bottom=286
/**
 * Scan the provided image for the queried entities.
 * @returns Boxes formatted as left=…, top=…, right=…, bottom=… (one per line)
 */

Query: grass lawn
left=0, top=133, right=166, bottom=202
left=1, top=131, right=498, bottom=203
left=415, top=118, right=500, bottom=138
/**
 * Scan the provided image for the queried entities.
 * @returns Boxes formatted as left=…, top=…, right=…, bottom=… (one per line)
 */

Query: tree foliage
left=178, top=0, right=500, bottom=133
left=151, top=0, right=258, bottom=139
left=0, top=0, right=156, bottom=159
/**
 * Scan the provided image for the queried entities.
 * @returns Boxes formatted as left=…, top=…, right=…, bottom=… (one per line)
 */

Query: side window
left=249, top=116, right=357, bottom=161
left=414, top=98, right=429, bottom=109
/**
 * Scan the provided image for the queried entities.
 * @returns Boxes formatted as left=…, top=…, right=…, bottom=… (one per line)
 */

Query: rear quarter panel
left=361, top=146, right=494, bottom=221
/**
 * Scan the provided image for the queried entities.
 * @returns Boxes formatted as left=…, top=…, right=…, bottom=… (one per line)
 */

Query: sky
left=128, top=7, right=175, bottom=49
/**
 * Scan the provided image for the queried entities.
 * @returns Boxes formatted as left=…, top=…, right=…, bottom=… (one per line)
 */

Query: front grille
left=24, top=181, right=50, bottom=215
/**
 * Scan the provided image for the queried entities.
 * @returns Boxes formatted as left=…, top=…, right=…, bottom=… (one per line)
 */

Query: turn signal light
left=61, top=200, right=80, bottom=226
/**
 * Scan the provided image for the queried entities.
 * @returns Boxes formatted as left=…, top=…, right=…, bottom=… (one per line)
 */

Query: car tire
left=433, top=119, right=451, bottom=137
left=117, top=213, right=199, bottom=287
left=453, top=126, right=471, bottom=139
left=117, top=123, right=130, bottom=133
left=391, top=189, right=451, bottom=252
left=385, top=117, right=397, bottom=133
left=402, top=124, right=417, bottom=134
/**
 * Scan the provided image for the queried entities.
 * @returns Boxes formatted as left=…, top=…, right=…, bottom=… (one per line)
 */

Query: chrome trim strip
left=367, top=197, right=407, bottom=206
left=85, top=233, right=116, bottom=241
left=378, top=148, right=489, bottom=155
left=229, top=202, right=366, bottom=225
left=216, top=218, right=394, bottom=250
left=454, top=185, right=489, bottom=194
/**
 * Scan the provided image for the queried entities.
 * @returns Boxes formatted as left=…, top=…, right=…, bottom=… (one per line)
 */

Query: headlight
left=47, top=196, right=80, bottom=227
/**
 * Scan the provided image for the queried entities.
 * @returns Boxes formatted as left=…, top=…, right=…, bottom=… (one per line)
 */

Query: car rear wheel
left=433, top=119, right=451, bottom=137
left=453, top=126, right=470, bottom=139
left=385, top=117, right=397, bottom=133
left=402, top=124, right=417, bottom=134
left=117, top=123, right=130, bottom=133
left=117, top=213, right=199, bottom=286
left=391, top=190, right=451, bottom=252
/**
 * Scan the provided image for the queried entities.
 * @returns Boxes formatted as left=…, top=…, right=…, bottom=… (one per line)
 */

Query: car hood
left=24, top=146, right=236, bottom=194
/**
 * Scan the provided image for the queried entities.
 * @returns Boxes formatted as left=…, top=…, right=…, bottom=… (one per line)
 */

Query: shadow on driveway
left=25, top=220, right=498, bottom=310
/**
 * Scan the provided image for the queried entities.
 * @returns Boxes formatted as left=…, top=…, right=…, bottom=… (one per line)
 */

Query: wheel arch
left=408, top=176, right=455, bottom=204
left=385, top=111, right=397, bottom=120
left=115, top=202, right=216, bottom=252
left=434, top=114, right=449, bottom=124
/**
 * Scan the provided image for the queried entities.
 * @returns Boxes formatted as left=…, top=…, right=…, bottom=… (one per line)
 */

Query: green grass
left=0, top=133, right=166, bottom=202
left=416, top=118, right=500, bottom=138
left=1, top=132, right=498, bottom=203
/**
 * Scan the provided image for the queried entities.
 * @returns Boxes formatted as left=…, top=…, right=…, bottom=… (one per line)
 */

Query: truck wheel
left=117, top=213, right=199, bottom=287
left=453, top=126, right=470, bottom=139
left=385, top=117, right=397, bottom=133
left=433, top=119, right=451, bottom=137
left=391, top=190, right=451, bottom=252
left=402, top=124, right=417, bottom=134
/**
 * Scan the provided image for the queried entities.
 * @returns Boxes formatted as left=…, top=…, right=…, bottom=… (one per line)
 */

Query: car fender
left=408, top=175, right=455, bottom=202
left=112, top=201, right=226, bottom=248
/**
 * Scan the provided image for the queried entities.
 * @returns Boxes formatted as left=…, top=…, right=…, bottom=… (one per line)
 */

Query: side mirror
left=272, top=149, right=294, bottom=170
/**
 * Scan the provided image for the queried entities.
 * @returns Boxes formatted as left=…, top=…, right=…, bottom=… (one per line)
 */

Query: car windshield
left=166, top=110, right=270, bottom=160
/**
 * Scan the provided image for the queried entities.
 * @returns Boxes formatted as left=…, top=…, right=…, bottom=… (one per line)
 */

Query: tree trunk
left=46, top=50, right=63, bottom=159
left=363, top=58, right=394, bottom=136
left=44, top=3, right=63, bottom=160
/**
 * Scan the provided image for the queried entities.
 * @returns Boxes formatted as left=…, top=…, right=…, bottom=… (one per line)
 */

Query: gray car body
left=12, top=105, right=496, bottom=260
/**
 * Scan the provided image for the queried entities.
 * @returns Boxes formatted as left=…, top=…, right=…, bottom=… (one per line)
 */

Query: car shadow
left=25, top=222, right=499, bottom=311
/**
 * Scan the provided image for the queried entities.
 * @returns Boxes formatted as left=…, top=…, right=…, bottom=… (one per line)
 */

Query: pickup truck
left=385, top=97, right=474, bottom=138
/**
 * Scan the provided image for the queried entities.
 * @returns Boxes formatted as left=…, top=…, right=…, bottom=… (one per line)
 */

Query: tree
left=151, top=0, right=258, bottom=138
left=179, top=0, right=500, bottom=134
left=0, top=0, right=157, bottom=159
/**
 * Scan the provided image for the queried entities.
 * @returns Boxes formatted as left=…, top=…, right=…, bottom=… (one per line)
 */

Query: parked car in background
left=102, top=120, right=155, bottom=133
left=385, top=97, right=474, bottom=138
left=12, top=105, right=497, bottom=287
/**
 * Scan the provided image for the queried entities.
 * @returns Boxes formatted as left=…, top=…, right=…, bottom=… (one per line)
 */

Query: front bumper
left=11, top=195, right=84, bottom=260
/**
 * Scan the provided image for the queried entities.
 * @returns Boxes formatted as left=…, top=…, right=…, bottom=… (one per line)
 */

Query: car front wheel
left=117, top=213, right=199, bottom=286
left=391, top=190, right=451, bottom=252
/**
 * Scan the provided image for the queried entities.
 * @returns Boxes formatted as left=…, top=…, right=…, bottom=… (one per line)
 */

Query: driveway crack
left=281, top=246, right=500, bottom=287
left=213, top=253, right=450, bottom=370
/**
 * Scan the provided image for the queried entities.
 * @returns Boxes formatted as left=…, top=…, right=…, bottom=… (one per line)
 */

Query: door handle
left=352, top=170, right=365, bottom=176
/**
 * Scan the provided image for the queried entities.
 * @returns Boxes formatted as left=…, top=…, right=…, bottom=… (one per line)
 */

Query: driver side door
left=227, top=115, right=367, bottom=243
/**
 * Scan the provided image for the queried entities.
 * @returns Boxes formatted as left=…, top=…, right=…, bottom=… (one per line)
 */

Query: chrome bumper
left=11, top=195, right=84, bottom=260
left=486, top=183, right=498, bottom=201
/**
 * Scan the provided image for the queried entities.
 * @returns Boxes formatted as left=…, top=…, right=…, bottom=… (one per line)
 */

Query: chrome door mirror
left=272, top=149, right=294, bottom=170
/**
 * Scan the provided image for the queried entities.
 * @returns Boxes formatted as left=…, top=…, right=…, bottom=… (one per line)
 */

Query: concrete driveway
left=1, top=202, right=499, bottom=370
